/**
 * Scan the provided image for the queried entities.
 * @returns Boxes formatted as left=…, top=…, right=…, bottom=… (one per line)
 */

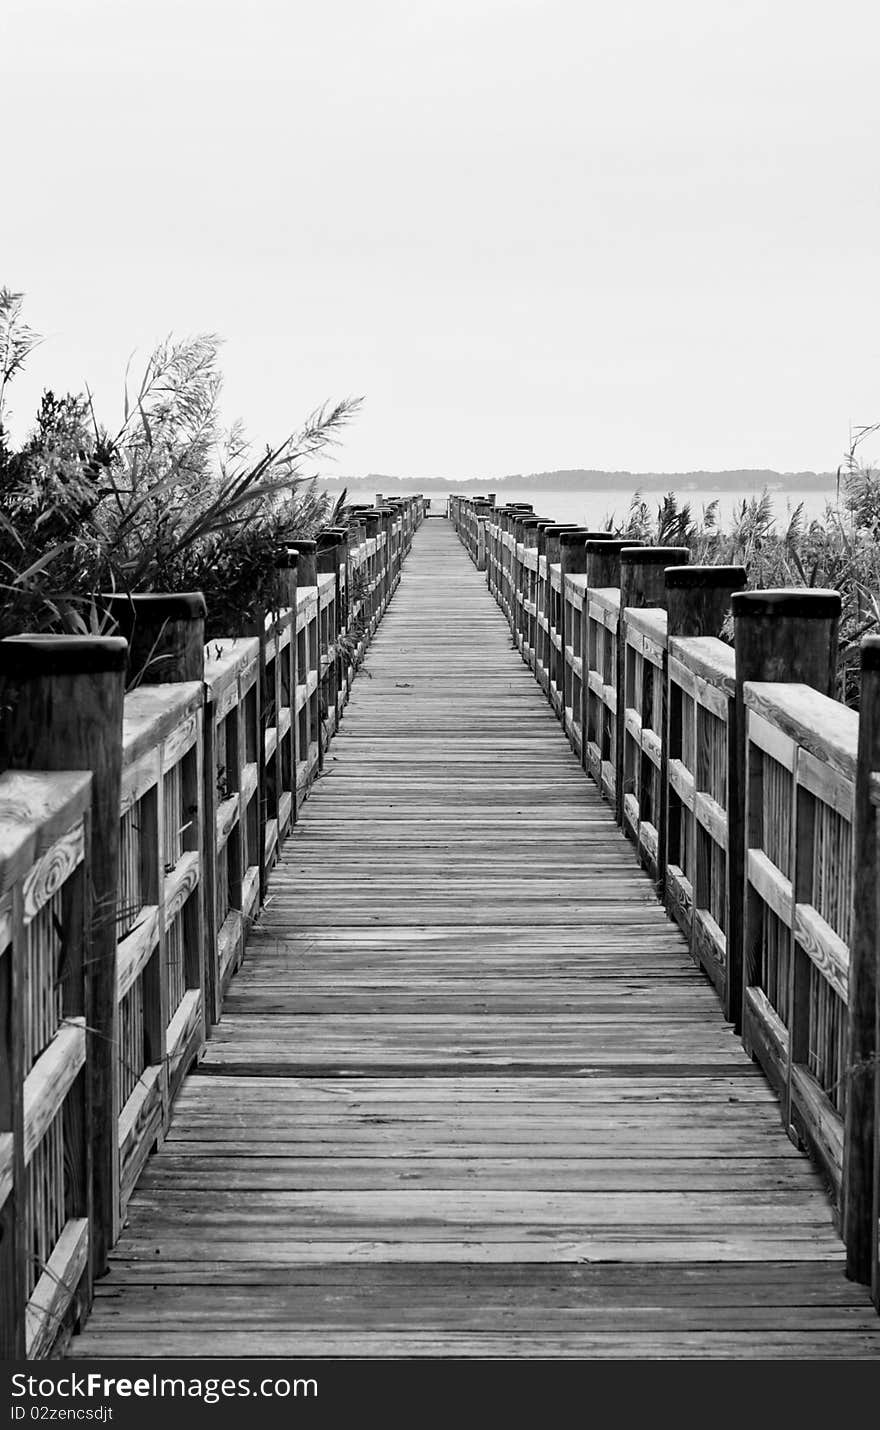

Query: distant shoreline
left=323, top=469, right=839, bottom=497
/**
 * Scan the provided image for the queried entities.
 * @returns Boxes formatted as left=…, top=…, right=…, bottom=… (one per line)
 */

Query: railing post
left=665, top=566, right=747, bottom=641
left=497, top=507, right=513, bottom=621
left=289, top=539, right=318, bottom=586
left=317, top=530, right=344, bottom=736
left=0, top=635, right=127, bottom=1279
left=377, top=507, right=394, bottom=612
left=542, top=525, right=577, bottom=706
left=0, top=768, right=93, bottom=1357
left=275, top=548, right=299, bottom=610
left=329, top=526, right=351, bottom=706
left=494, top=506, right=506, bottom=605
left=503, top=506, right=533, bottom=631
left=730, top=590, right=841, bottom=1031
left=364, top=513, right=383, bottom=632
left=351, top=518, right=369, bottom=654
left=511, top=513, right=531, bottom=655
left=519, top=518, right=549, bottom=669
left=844, top=635, right=880, bottom=1291
left=0, top=814, right=26, bottom=1356
left=361, top=509, right=386, bottom=623
left=103, top=592, right=206, bottom=684
left=616, top=547, right=690, bottom=826
left=289, top=539, right=321, bottom=784
left=662, top=566, right=747, bottom=888
left=268, top=548, right=299, bottom=854
left=558, top=532, right=617, bottom=762
left=104, top=591, right=211, bottom=1077
left=582, top=539, right=639, bottom=792
left=388, top=504, right=404, bottom=589
left=473, top=499, right=492, bottom=572
left=275, top=546, right=300, bottom=744
left=484, top=505, right=497, bottom=595
left=585, top=538, right=637, bottom=589
left=558, top=530, right=590, bottom=734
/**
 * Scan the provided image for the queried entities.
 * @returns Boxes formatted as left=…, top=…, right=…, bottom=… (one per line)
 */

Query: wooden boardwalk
left=72, top=519, right=880, bottom=1359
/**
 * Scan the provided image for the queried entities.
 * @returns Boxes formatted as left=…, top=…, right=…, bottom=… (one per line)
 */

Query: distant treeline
left=328, top=468, right=838, bottom=496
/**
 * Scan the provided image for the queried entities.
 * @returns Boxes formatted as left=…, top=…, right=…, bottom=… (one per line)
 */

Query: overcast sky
left=2, top=0, right=879, bottom=480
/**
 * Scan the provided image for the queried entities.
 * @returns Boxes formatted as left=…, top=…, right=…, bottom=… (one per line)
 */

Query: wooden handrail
left=0, top=496, right=426, bottom=1357
left=455, top=498, right=879, bottom=1309
left=0, top=769, right=92, bottom=1358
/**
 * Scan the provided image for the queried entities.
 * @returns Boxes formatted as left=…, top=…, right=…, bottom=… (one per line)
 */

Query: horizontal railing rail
left=0, top=770, right=92, bottom=1359
left=0, top=496, right=425, bottom=1357
left=742, top=681, right=857, bottom=1205
left=665, top=634, right=735, bottom=998
left=451, top=493, right=880, bottom=1310
left=116, top=678, right=205, bottom=1235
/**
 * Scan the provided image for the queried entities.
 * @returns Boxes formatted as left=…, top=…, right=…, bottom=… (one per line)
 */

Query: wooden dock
left=70, top=519, right=880, bottom=1359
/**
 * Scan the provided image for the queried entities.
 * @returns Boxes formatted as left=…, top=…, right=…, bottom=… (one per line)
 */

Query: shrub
left=0, top=289, right=358, bottom=641
left=608, top=467, right=880, bottom=706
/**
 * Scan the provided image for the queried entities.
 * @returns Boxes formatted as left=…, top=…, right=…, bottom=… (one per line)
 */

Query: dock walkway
left=72, top=519, right=880, bottom=1359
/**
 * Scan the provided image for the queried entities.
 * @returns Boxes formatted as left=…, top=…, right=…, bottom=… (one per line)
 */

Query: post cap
left=585, top=537, right=641, bottom=555
left=620, top=546, right=690, bottom=566
left=664, top=564, right=747, bottom=589
left=102, top=592, right=207, bottom=620
left=0, top=634, right=129, bottom=674
left=861, top=635, right=880, bottom=670
left=731, top=588, right=841, bottom=619
left=287, top=539, right=318, bottom=554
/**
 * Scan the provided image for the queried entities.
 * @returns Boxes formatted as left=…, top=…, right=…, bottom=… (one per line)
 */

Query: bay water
left=428, top=484, right=841, bottom=531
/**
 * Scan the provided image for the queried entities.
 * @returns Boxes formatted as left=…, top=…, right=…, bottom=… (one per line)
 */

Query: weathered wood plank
left=68, top=517, right=880, bottom=1362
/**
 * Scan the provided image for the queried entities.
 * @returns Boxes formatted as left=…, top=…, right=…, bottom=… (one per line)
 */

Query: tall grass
left=610, top=460, right=880, bottom=706
left=0, top=290, right=359, bottom=641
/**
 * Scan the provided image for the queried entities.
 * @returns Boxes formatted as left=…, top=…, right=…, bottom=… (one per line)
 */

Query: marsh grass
left=610, top=464, right=880, bottom=705
left=0, top=291, right=359, bottom=642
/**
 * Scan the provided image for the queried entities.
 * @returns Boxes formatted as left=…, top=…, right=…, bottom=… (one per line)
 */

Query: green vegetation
left=611, top=426, right=880, bottom=705
left=3, top=284, right=876, bottom=704
left=0, top=287, right=358, bottom=643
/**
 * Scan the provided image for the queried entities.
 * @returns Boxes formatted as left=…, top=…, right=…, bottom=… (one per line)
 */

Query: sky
left=2, top=0, right=879, bottom=481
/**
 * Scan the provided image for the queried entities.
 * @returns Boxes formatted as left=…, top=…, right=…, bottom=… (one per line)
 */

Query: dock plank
left=69, top=517, right=880, bottom=1361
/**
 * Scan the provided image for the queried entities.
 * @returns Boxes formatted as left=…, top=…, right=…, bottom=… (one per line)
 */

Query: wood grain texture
left=69, top=520, right=880, bottom=1361
left=0, top=642, right=126, bottom=1278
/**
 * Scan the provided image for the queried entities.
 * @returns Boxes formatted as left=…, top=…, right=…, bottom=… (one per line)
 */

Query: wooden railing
left=665, top=633, right=734, bottom=998
left=203, top=635, right=261, bottom=1020
left=742, top=681, right=857, bottom=1203
left=452, top=494, right=880, bottom=1309
left=0, top=496, right=425, bottom=1357
left=0, top=771, right=92, bottom=1359
left=115, top=678, right=206, bottom=1234
left=621, top=606, right=667, bottom=874
left=585, top=586, right=620, bottom=803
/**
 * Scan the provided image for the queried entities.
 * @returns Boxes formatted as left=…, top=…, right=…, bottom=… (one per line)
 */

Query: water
left=432, top=484, right=840, bottom=531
